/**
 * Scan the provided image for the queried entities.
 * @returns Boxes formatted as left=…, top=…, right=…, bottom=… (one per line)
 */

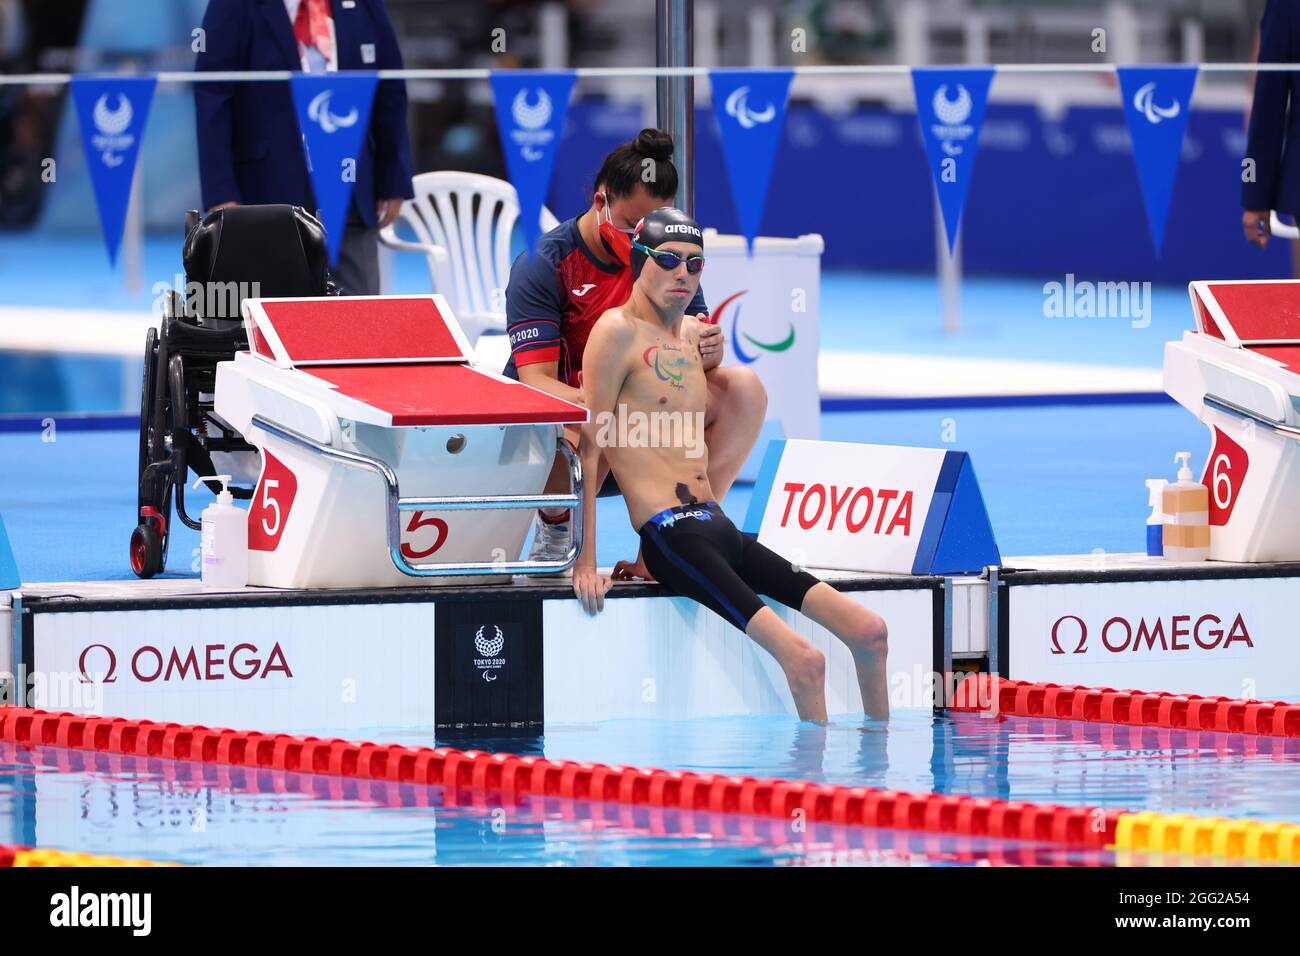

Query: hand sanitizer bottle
left=1161, top=452, right=1210, bottom=562
left=193, top=475, right=249, bottom=588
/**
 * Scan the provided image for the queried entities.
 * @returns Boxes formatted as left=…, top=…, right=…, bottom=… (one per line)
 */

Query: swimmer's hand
left=573, top=564, right=613, bottom=614
left=698, top=318, right=724, bottom=369
left=611, top=554, right=656, bottom=582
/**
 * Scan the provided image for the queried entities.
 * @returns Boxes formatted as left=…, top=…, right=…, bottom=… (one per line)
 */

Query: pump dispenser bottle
left=1161, top=452, right=1210, bottom=562
left=193, top=475, right=249, bottom=588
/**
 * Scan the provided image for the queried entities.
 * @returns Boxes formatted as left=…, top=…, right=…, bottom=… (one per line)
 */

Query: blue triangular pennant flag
left=291, top=72, right=379, bottom=265
left=1117, top=65, right=1198, bottom=255
left=709, top=70, right=793, bottom=253
left=911, top=67, right=994, bottom=253
left=490, top=71, right=575, bottom=255
left=0, top=513, right=20, bottom=589
left=69, top=75, right=157, bottom=266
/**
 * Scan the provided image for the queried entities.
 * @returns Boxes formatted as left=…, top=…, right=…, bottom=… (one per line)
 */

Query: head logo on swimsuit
left=643, top=345, right=690, bottom=388
left=712, top=290, right=795, bottom=365
left=655, top=509, right=712, bottom=529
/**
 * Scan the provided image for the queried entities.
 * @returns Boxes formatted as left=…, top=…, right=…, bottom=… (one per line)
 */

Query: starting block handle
left=1204, top=394, right=1300, bottom=438
left=249, top=415, right=584, bottom=578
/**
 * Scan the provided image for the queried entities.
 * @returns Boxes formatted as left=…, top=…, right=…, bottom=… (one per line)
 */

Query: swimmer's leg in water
left=798, top=583, right=890, bottom=720
left=743, top=598, right=889, bottom=722
left=734, top=533, right=889, bottom=720
left=742, top=608, right=831, bottom=721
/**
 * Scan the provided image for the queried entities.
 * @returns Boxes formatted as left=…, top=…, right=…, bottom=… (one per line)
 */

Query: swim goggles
left=631, top=240, right=706, bottom=275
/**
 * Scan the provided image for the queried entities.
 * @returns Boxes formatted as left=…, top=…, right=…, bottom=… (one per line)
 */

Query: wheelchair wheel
left=134, top=325, right=174, bottom=577
left=138, top=326, right=158, bottom=481
left=129, top=522, right=164, bottom=578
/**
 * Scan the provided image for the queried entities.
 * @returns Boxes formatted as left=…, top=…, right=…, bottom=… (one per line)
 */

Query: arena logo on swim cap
left=664, top=224, right=702, bottom=238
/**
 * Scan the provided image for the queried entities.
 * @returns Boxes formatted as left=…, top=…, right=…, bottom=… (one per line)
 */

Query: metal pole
left=656, top=0, right=694, bottom=216
left=936, top=193, right=961, bottom=334
left=539, top=3, right=568, bottom=71
left=124, top=134, right=144, bottom=296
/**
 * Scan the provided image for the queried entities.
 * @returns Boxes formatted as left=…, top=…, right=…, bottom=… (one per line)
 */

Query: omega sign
left=1049, top=613, right=1254, bottom=655
left=77, top=642, right=293, bottom=683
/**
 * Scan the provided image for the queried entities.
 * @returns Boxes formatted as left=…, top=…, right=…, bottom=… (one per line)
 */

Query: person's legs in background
left=334, top=211, right=381, bottom=295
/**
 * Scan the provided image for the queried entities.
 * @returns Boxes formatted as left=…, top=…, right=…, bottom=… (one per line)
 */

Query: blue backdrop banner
left=490, top=71, right=576, bottom=256
left=70, top=75, right=157, bottom=265
left=290, top=72, right=379, bottom=264
left=1117, top=65, right=1199, bottom=255
left=709, top=70, right=794, bottom=252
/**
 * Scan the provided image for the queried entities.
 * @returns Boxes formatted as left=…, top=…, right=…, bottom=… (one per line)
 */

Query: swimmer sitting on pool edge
left=572, top=208, right=889, bottom=722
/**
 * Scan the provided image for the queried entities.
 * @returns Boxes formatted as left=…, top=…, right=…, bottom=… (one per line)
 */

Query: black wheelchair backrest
left=182, top=205, right=330, bottom=322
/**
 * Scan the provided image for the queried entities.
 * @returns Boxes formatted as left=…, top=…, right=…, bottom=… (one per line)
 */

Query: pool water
left=0, top=742, right=1111, bottom=867
left=3, top=711, right=1296, bottom=866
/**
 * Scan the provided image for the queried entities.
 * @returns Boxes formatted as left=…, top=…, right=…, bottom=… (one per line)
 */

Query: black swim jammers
left=638, top=501, right=822, bottom=630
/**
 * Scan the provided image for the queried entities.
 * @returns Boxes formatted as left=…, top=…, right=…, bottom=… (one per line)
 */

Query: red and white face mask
left=597, top=193, right=635, bottom=267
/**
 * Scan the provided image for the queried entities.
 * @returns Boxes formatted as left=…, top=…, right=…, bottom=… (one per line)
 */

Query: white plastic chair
left=1271, top=211, right=1300, bottom=240
left=379, top=171, right=560, bottom=344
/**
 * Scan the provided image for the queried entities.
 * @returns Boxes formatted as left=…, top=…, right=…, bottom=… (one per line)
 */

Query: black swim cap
left=631, top=207, right=704, bottom=278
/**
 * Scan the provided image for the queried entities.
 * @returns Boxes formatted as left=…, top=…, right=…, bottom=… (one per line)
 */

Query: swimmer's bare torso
left=581, top=305, right=713, bottom=529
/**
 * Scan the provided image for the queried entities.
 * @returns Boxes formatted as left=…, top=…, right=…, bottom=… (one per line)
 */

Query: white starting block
left=214, top=294, right=587, bottom=588
left=1164, top=280, right=1300, bottom=562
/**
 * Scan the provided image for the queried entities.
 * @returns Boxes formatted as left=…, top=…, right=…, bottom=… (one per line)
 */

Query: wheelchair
left=130, top=204, right=337, bottom=578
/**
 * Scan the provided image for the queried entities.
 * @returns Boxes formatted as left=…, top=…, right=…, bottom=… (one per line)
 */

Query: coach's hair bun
left=635, top=128, right=675, bottom=161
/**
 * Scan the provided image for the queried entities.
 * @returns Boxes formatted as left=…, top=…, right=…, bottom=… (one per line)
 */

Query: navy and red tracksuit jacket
left=502, top=217, right=708, bottom=387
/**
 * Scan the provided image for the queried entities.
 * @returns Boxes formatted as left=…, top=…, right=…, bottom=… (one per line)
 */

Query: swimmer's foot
left=611, top=553, right=656, bottom=582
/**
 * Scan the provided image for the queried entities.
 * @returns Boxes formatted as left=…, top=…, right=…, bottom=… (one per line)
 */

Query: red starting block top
left=1247, top=345, right=1300, bottom=374
left=244, top=294, right=473, bottom=367
left=1191, top=280, right=1300, bottom=347
left=242, top=293, right=586, bottom=426
left=305, top=363, right=586, bottom=426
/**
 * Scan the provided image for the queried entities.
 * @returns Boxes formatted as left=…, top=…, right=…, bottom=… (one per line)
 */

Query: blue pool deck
left=0, top=402, right=1206, bottom=584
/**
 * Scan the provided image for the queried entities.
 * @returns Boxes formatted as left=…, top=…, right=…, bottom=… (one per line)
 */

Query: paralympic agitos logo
left=643, top=344, right=690, bottom=389
left=713, top=291, right=795, bottom=365
left=1049, top=613, right=1253, bottom=655
left=77, top=642, right=293, bottom=683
